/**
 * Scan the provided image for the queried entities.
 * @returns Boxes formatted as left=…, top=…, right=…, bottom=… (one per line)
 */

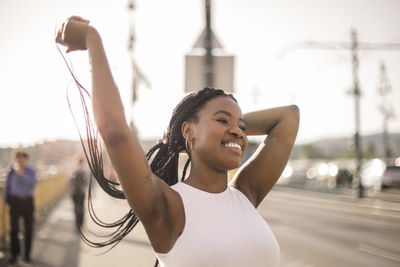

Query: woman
left=56, top=16, right=299, bottom=267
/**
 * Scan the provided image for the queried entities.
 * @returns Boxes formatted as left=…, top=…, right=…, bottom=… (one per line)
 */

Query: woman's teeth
left=225, top=142, right=241, bottom=150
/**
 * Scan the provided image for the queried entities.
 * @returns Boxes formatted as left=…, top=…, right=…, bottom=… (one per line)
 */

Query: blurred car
left=381, top=166, right=400, bottom=190
left=288, top=167, right=309, bottom=186
left=360, top=158, right=386, bottom=189
left=277, top=159, right=311, bottom=187
left=306, top=162, right=339, bottom=188
left=335, top=168, right=353, bottom=188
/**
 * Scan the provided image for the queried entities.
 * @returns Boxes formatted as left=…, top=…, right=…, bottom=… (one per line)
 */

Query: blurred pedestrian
left=68, top=156, right=88, bottom=228
left=56, top=16, right=299, bottom=267
left=3, top=149, right=37, bottom=264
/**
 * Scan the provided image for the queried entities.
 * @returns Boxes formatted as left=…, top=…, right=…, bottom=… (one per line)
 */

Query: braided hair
left=70, top=83, right=236, bottom=255
left=147, top=88, right=237, bottom=185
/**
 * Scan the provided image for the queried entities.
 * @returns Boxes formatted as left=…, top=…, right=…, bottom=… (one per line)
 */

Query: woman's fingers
left=55, top=23, right=65, bottom=44
left=71, top=16, right=90, bottom=24
left=55, top=16, right=91, bottom=52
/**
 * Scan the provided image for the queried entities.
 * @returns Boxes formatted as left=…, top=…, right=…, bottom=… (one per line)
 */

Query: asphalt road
left=1, top=185, right=399, bottom=267
left=264, top=187, right=400, bottom=267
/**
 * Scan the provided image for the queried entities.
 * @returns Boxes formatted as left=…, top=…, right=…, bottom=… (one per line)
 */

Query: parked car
left=381, top=166, right=400, bottom=190
left=335, top=168, right=353, bottom=188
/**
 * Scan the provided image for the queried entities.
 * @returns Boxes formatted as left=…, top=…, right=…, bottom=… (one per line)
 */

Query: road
left=263, top=186, right=400, bottom=267
left=1, top=185, right=399, bottom=267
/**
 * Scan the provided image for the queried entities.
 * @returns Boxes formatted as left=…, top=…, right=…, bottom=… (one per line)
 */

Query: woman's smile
left=222, top=140, right=242, bottom=155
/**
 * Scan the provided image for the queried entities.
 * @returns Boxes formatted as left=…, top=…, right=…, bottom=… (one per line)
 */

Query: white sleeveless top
left=156, top=182, right=280, bottom=267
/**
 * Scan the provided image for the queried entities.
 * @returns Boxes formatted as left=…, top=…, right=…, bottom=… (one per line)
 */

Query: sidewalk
left=0, top=185, right=155, bottom=267
left=77, top=187, right=155, bottom=267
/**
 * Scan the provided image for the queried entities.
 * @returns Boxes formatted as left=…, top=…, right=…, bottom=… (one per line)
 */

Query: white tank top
left=156, top=182, right=280, bottom=267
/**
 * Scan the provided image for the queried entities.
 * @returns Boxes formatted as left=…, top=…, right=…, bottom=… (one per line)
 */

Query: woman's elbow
left=283, top=105, right=300, bottom=142
left=98, top=120, right=131, bottom=148
left=287, top=104, right=300, bottom=125
left=289, top=104, right=300, bottom=117
left=103, top=129, right=130, bottom=148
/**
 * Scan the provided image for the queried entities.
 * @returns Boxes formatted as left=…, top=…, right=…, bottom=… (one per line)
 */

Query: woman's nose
left=229, top=125, right=243, bottom=138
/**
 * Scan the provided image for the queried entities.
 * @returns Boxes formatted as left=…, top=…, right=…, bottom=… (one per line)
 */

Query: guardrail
left=0, top=173, right=67, bottom=249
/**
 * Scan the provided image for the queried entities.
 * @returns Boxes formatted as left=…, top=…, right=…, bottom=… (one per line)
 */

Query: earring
left=185, top=139, right=193, bottom=153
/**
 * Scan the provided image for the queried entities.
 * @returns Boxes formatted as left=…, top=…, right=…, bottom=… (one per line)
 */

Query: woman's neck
left=184, top=162, right=228, bottom=193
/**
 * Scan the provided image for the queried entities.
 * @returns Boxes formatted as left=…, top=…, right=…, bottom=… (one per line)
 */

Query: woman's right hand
left=56, top=16, right=93, bottom=53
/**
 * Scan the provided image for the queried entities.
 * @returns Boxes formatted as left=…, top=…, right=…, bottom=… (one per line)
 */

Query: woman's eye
left=239, top=126, right=246, bottom=131
left=217, top=119, right=228, bottom=125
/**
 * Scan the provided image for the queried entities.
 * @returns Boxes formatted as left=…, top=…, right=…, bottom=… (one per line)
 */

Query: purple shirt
left=4, top=166, right=37, bottom=198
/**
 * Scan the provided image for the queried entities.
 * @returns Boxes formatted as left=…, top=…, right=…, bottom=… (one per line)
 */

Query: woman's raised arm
left=56, top=18, right=183, bottom=251
left=232, top=105, right=300, bottom=207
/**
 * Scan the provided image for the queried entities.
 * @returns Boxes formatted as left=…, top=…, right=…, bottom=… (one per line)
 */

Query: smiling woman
left=56, top=16, right=299, bottom=267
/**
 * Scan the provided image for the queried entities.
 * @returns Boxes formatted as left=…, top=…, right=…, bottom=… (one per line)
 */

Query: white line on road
left=267, top=196, right=400, bottom=221
left=266, top=189, right=400, bottom=220
left=272, top=188, right=400, bottom=212
left=282, top=260, right=315, bottom=267
left=357, top=243, right=400, bottom=262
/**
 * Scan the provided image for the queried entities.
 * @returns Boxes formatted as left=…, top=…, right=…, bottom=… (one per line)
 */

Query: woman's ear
left=182, top=121, right=194, bottom=140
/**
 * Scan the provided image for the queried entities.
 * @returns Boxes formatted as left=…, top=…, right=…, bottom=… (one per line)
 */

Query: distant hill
left=0, top=139, right=86, bottom=179
left=0, top=140, right=83, bottom=167
left=291, top=132, right=400, bottom=159
left=0, top=138, right=161, bottom=179
left=1, top=133, right=399, bottom=176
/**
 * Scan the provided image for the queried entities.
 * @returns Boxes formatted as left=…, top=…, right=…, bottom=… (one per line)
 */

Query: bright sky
left=1, top=0, right=400, bottom=148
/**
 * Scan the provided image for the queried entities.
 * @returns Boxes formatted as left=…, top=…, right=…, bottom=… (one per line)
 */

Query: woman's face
left=190, top=96, right=248, bottom=171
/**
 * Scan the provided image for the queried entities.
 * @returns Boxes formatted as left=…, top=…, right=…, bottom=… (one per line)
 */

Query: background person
left=68, top=156, right=89, bottom=228
left=3, top=149, right=37, bottom=264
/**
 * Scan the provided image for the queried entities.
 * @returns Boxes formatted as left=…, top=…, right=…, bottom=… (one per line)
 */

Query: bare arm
left=232, top=105, right=300, bottom=207
left=56, top=17, right=183, bottom=252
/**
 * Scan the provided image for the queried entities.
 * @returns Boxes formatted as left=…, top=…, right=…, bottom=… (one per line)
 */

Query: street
left=263, top=187, right=400, bottom=267
left=1, top=185, right=399, bottom=267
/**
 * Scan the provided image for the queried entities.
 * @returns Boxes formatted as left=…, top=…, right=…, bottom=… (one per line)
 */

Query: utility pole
left=127, top=0, right=138, bottom=136
left=351, top=30, right=364, bottom=198
left=377, top=62, right=393, bottom=163
left=281, top=29, right=400, bottom=197
left=185, top=0, right=234, bottom=93
left=204, top=0, right=214, bottom=87
left=127, top=0, right=150, bottom=136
